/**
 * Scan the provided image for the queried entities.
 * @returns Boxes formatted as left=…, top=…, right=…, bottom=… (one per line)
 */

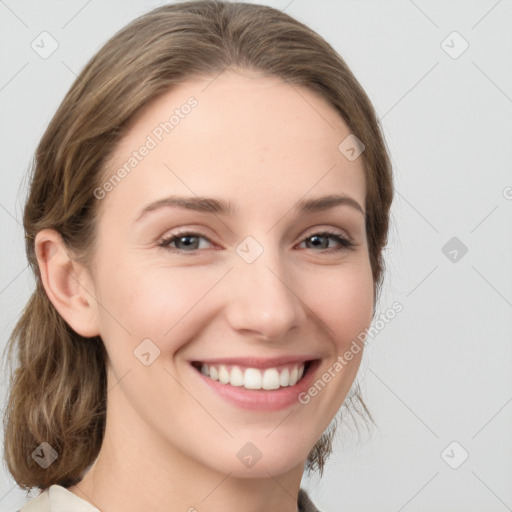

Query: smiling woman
left=3, top=2, right=394, bottom=512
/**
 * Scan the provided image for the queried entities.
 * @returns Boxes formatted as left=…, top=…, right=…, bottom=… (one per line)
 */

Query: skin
left=36, top=67, right=374, bottom=512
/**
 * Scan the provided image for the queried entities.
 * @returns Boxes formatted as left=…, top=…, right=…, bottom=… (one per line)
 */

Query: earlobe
left=35, top=229, right=100, bottom=338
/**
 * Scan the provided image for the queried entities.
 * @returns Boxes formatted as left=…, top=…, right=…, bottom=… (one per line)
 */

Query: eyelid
left=157, top=225, right=356, bottom=254
left=302, top=225, right=352, bottom=241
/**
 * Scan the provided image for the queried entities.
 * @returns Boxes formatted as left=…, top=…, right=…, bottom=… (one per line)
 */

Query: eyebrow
left=135, top=193, right=365, bottom=223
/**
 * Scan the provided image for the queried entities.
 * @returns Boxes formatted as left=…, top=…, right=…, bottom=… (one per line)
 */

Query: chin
left=199, top=437, right=311, bottom=479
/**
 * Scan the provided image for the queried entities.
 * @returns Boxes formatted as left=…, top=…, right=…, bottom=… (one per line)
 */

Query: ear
left=35, top=228, right=100, bottom=338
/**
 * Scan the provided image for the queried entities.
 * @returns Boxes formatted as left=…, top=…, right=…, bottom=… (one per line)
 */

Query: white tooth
left=262, top=368, right=280, bottom=390
left=244, top=368, right=262, bottom=389
left=229, top=366, right=244, bottom=386
left=209, top=366, right=219, bottom=380
left=289, top=366, right=298, bottom=386
left=205, top=363, right=304, bottom=389
left=279, top=368, right=290, bottom=387
left=218, top=365, right=230, bottom=384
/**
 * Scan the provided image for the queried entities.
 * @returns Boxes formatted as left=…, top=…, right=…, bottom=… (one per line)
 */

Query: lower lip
left=193, top=361, right=320, bottom=411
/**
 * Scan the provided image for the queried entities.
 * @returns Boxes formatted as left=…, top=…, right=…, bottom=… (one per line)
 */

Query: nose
left=224, top=247, right=305, bottom=342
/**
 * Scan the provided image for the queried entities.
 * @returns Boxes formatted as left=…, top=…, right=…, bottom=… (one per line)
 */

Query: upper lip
left=190, top=355, right=319, bottom=369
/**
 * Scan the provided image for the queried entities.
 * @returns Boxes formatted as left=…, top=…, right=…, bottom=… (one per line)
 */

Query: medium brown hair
left=3, top=0, right=394, bottom=491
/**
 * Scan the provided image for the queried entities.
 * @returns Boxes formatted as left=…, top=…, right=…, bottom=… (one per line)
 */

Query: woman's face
left=87, top=68, right=373, bottom=477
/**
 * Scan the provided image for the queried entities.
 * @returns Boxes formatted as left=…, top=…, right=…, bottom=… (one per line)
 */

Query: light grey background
left=1, top=1, right=511, bottom=511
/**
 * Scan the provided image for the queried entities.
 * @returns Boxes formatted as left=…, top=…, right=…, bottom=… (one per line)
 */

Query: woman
left=3, top=1, right=394, bottom=511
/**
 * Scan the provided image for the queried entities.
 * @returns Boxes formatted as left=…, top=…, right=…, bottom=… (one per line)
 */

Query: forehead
left=98, top=69, right=366, bottom=221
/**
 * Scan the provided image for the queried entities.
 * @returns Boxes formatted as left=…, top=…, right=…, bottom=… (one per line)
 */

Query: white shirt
left=18, top=484, right=320, bottom=511
left=18, top=485, right=100, bottom=512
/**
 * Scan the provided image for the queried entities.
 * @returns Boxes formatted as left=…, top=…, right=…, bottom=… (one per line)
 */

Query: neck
left=67, top=382, right=303, bottom=512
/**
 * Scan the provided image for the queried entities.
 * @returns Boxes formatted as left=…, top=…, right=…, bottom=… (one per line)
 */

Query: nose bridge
left=225, top=236, right=303, bottom=340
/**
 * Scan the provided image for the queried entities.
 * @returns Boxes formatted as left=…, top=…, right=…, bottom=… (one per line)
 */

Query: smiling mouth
left=191, top=360, right=314, bottom=391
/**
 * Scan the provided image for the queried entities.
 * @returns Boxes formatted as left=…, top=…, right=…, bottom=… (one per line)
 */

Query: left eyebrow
left=134, top=193, right=365, bottom=223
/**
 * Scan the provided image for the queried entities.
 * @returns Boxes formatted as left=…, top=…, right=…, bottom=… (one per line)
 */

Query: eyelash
left=157, top=229, right=355, bottom=255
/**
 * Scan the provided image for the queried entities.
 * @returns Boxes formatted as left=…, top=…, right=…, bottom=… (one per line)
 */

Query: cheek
left=304, top=261, right=374, bottom=348
left=93, top=258, right=221, bottom=353
left=93, top=245, right=374, bottom=362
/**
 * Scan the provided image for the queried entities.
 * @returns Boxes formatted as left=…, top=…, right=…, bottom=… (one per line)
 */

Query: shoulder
left=298, top=487, right=323, bottom=512
left=17, top=485, right=100, bottom=512
left=17, top=490, right=50, bottom=512
left=19, top=485, right=320, bottom=512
